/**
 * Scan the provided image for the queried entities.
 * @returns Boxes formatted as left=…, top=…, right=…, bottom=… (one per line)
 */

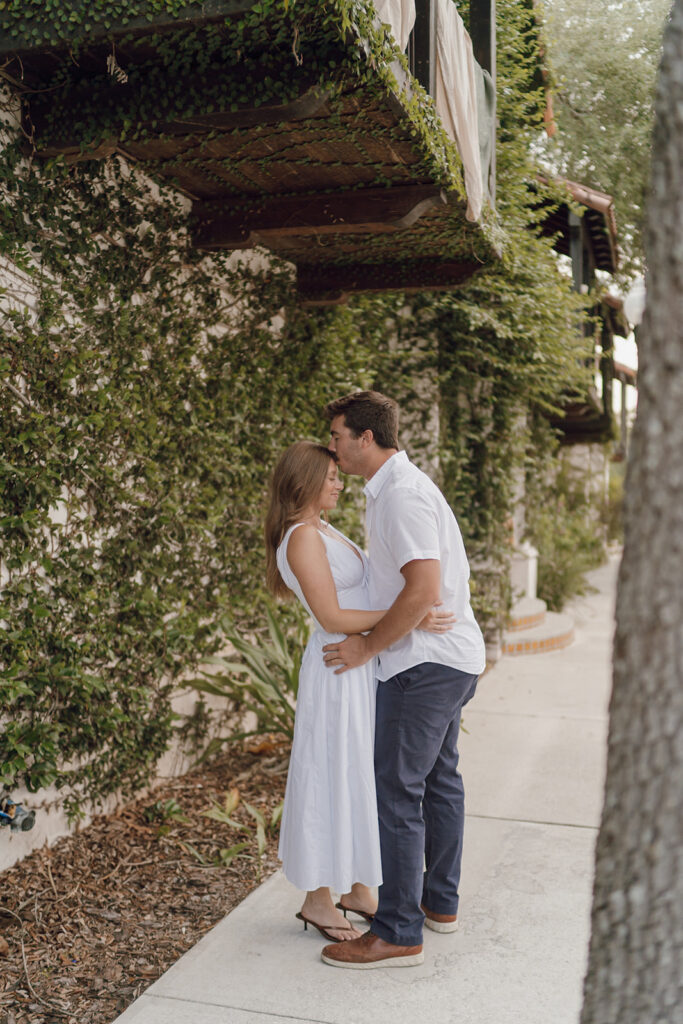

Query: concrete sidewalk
left=114, top=555, right=618, bottom=1024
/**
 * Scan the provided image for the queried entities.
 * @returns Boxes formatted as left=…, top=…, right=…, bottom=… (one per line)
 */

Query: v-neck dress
left=276, top=522, right=382, bottom=892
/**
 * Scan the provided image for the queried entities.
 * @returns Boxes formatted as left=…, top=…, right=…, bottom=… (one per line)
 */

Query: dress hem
left=280, top=864, right=383, bottom=894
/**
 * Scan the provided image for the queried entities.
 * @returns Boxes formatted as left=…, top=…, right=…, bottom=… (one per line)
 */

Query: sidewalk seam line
left=465, top=710, right=609, bottom=722
left=467, top=812, right=599, bottom=831
left=140, top=991, right=332, bottom=1023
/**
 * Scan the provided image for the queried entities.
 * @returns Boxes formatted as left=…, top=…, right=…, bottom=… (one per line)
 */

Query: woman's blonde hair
left=265, top=441, right=337, bottom=598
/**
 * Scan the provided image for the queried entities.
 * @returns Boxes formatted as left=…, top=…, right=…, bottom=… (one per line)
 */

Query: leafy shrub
left=602, top=460, right=625, bottom=544
left=188, top=606, right=309, bottom=751
left=526, top=452, right=607, bottom=611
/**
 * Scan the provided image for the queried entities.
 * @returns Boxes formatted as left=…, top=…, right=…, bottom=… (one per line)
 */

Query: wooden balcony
left=0, top=0, right=501, bottom=304
left=537, top=180, right=623, bottom=445
left=539, top=179, right=619, bottom=279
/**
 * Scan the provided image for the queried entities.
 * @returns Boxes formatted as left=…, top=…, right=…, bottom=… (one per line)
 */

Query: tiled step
left=508, top=596, right=547, bottom=632
left=502, top=611, right=575, bottom=656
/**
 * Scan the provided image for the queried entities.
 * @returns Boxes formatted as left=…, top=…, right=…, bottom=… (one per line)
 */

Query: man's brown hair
left=324, top=391, right=399, bottom=450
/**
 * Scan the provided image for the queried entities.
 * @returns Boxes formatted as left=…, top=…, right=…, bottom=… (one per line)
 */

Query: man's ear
left=360, top=429, right=374, bottom=448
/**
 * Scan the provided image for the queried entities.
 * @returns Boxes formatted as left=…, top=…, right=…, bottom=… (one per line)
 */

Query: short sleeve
left=382, top=488, right=440, bottom=569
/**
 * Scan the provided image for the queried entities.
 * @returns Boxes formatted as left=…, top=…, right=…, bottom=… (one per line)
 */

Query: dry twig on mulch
left=0, top=742, right=289, bottom=1024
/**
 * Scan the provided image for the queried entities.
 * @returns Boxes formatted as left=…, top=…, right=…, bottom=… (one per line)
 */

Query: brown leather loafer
left=421, top=903, right=458, bottom=933
left=322, top=930, right=424, bottom=969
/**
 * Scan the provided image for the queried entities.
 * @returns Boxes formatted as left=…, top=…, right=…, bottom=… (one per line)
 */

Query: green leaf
left=243, top=801, right=266, bottom=831
left=215, top=841, right=250, bottom=867
left=270, top=800, right=283, bottom=829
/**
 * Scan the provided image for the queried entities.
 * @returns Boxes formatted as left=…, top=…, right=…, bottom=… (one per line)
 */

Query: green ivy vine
left=0, top=0, right=504, bottom=271
left=0, top=135, right=389, bottom=813
left=0, top=0, right=595, bottom=815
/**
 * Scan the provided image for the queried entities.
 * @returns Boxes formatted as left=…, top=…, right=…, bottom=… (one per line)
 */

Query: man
left=321, top=390, right=485, bottom=969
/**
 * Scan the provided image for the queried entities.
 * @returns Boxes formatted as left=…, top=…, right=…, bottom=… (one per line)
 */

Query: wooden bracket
left=193, top=186, right=448, bottom=250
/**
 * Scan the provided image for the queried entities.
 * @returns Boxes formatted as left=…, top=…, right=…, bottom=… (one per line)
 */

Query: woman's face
left=318, top=460, right=344, bottom=512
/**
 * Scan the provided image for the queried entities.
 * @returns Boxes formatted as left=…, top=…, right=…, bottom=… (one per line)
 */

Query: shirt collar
left=363, top=450, right=408, bottom=499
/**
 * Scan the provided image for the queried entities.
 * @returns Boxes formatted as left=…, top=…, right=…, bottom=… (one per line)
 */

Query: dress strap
left=325, top=522, right=365, bottom=564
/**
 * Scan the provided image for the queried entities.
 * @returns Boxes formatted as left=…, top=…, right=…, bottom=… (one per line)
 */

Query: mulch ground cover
left=0, top=742, right=289, bottom=1024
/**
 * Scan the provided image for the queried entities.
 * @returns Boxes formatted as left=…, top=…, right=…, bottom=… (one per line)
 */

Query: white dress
left=276, top=522, right=382, bottom=893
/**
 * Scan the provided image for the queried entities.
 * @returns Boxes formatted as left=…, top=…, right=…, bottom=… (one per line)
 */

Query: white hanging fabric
left=434, top=0, right=483, bottom=222
left=373, top=0, right=416, bottom=52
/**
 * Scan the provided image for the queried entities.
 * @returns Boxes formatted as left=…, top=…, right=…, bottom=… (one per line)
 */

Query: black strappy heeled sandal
left=335, top=900, right=375, bottom=923
left=295, top=911, right=359, bottom=941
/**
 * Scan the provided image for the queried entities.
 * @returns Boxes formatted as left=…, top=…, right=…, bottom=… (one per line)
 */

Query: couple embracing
left=264, top=391, right=485, bottom=969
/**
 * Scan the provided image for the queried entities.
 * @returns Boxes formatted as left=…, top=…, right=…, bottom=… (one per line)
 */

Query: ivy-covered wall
left=0, top=130, right=389, bottom=813
left=0, top=0, right=593, bottom=817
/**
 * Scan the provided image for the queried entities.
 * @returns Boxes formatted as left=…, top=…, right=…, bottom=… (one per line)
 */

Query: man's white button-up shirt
left=364, top=451, right=486, bottom=681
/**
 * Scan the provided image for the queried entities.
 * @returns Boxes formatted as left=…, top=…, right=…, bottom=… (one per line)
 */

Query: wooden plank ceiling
left=0, top=1, right=499, bottom=304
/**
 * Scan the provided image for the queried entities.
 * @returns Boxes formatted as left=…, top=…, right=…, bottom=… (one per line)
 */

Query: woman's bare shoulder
left=287, top=523, right=325, bottom=555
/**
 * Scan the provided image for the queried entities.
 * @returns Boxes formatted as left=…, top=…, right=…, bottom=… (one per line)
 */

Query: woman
left=265, top=441, right=452, bottom=942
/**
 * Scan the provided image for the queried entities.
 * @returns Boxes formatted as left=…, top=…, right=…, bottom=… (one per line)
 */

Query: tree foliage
left=539, top=0, right=672, bottom=278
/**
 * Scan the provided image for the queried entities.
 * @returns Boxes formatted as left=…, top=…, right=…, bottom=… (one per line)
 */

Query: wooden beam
left=469, top=0, right=496, bottom=205
left=296, top=257, right=482, bottom=304
left=410, top=1, right=437, bottom=95
left=0, top=1, right=257, bottom=58
left=193, top=187, right=447, bottom=250
left=28, top=77, right=334, bottom=159
left=568, top=210, right=584, bottom=293
left=469, top=0, right=496, bottom=76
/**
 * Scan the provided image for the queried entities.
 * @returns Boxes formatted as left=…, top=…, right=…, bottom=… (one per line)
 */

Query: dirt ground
left=0, top=742, right=289, bottom=1024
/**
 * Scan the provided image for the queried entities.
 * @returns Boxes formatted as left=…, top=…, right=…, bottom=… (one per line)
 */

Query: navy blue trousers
left=371, top=663, right=479, bottom=946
